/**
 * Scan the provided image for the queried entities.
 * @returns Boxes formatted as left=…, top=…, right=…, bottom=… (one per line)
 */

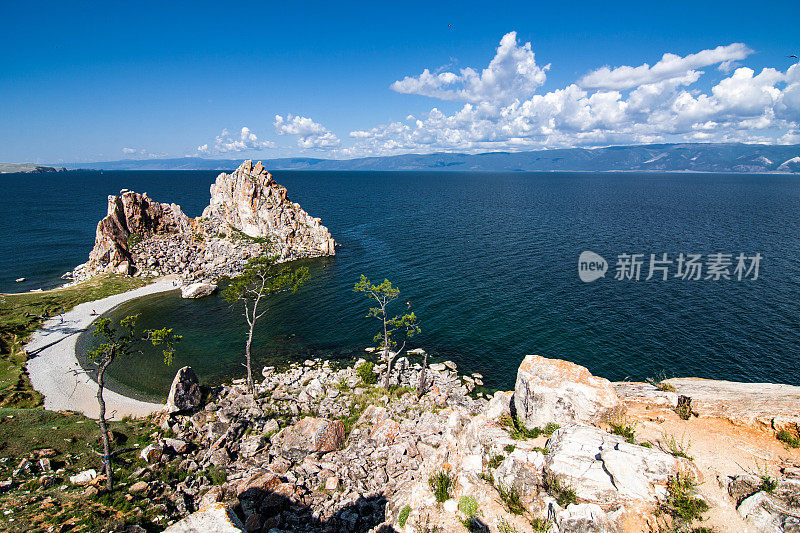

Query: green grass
left=497, top=518, right=519, bottom=533
left=609, top=420, right=636, bottom=444
left=543, top=473, right=577, bottom=507
left=458, top=495, right=479, bottom=518
left=429, top=470, right=455, bottom=503
left=0, top=407, right=167, bottom=532
left=398, top=504, right=411, bottom=527
left=496, top=483, right=524, bottom=515
left=662, top=432, right=693, bottom=460
left=499, top=415, right=559, bottom=440
left=776, top=429, right=800, bottom=448
left=663, top=473, right=709, bottom=524
left=503, top=444, right=515, bottom=453
left=0, top=275, right=150, bottom=408
left=530, top=517, right=551, bottom=532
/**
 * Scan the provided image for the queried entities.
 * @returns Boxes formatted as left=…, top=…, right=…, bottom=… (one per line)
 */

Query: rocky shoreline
left=51, top=352, right=797, bottom=533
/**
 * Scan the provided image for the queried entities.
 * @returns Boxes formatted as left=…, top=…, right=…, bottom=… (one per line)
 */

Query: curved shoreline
left=25, top=275, right=181, bottom=420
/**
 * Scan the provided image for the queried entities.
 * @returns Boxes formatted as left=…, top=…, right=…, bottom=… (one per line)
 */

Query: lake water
left=2, top=170, right=799, bottom=400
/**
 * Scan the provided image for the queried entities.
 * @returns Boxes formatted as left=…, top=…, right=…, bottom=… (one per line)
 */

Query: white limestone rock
left=180, top=282, right=217, bottom=299
left=514, top=354, right=621, bottom=428
left=163, top=502, right=245, bottom=532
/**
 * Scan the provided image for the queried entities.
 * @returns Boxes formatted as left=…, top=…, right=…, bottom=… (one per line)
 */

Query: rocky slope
left=56, top=353, right=795, bottom=533
left=72, top=160, right=335, bottom=284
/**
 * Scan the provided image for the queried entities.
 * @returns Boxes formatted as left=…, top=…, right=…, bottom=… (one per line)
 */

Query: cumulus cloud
left=579, top=43, right=753, bottom=90
left=274, top=115, right=341, bottom=148
left=390, top=31, right=549, bottom=105
left=197, top=126, right=275, bottom=154
left=341, top=36, right=799, bottom=157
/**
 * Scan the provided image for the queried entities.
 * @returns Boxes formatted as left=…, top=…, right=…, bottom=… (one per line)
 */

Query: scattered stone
left=140, top=443, right=163, bottom=463
left=272, top=417, right=346, bottom=460
left=129, top=481, right=149, bottom=493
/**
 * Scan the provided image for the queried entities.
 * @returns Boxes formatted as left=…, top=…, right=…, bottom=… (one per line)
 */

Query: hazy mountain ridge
left=62, top=143, right=800, bottom=173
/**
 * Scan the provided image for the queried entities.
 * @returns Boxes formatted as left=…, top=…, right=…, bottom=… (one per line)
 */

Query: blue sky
left=0, top=1, right=798, bottom=163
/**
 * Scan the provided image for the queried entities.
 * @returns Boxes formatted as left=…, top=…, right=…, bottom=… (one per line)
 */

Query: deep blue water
left=2, top=170, right=799, bottom=400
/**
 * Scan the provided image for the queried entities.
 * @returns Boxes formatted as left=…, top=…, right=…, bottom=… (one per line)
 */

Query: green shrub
left=398, top=504, right=411, bottom=527
left=503, top=444, right=516, bottom=453
left=429, top=470, right=454, bottom=503
left=458, top=495, right=479, bottom=518
left=609, top=421, right=636, bottom=443
left=776, top=429, right=800, bottom=448
left=356, top=361, right=377, bottom=385
left=664, top=473, right=709, bottom=523
left=542, top=422, right=560, bottom=436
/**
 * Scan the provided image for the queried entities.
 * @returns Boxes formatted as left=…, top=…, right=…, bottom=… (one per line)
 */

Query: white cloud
left=342, top=38, right=800, bottom=157
left=579, top=43, right=752, bottom=90
left=274, top=115, right=341, bottom=148
left=197, top=126, right=275, bottom=154
left=390, top=31, right=549, bottom=105
left=122, top=147, right=138, bottom=154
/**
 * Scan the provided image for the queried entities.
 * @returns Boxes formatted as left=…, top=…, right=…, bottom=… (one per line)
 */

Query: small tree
left=223, top=256, right=308, bottom=393
left=87, top=314, right=180, bottom=491
left=354, top=275, right=420, bottom=389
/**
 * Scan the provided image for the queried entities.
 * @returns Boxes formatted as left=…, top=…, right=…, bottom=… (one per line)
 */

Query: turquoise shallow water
left=2, top=170, right=799, bottom=400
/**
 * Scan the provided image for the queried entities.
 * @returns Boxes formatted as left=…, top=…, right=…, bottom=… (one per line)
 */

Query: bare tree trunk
left=97, top=354, right=114, bottom=491
left=382, top=313, right=391, bottom=389
left=245, top=316, right=255, bottom=394
left=417, top=351, right=428, bottom=400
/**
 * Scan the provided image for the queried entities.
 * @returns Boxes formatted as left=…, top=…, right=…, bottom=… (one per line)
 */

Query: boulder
left=514, top=354, right=620, bottom=428
left=166, top=366, right=202, bottom=414
left=163, top=502, right=245, bottom=532
left=545, top=425, right=690, bottom=509
left=69, top=469, right=97, bottom=485
left=485, top=390, right=514, bottom=421
left=552, top=502, right=613, bottom=533
left=272, top=417, right=346, bottom=460
left=181, top=282, right=217, bottom=299
left=140, top=443, right=163, bottom=463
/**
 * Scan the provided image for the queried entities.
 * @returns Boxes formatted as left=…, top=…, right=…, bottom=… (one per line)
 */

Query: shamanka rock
left=73, top=160, right=335, bottom=283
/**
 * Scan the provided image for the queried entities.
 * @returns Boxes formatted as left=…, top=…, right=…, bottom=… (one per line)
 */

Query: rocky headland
left=71, top=160, right=336, bottom=289
left=29, top=352, right=794, bottom=533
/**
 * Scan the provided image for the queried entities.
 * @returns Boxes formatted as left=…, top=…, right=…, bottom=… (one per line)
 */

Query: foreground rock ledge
left=149, top=354, right=800, bottom=532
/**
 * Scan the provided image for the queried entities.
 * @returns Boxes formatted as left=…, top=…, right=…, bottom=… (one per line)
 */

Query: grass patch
left=503, top=444, right=515, bottom=453
left=530, top=517, right=551, bottom=532
left=0, top=275, right=149, bottom=408
left=647, top=371, right=676, bottom=392
left=663, top=473, right=708, bottom=524
left=543, top=473, right=577, bottom=507
left=496, top=483, right=524, bottom=515
left=662, top=432, right=693, bottom=460
left=497, top=518, right=519, bottom=533
left=429, top=469, right=455, bottom=503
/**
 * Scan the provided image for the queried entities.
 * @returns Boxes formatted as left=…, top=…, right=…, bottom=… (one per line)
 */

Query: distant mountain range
left=62, top=143, right=800, bottom=173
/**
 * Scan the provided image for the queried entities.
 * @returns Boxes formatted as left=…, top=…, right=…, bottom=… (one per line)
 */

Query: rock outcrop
left=202, top=160, right=335, bottom=259
left=514, top=354, right=621, bottom=428
left=73, top=160, right=335, bottom=283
